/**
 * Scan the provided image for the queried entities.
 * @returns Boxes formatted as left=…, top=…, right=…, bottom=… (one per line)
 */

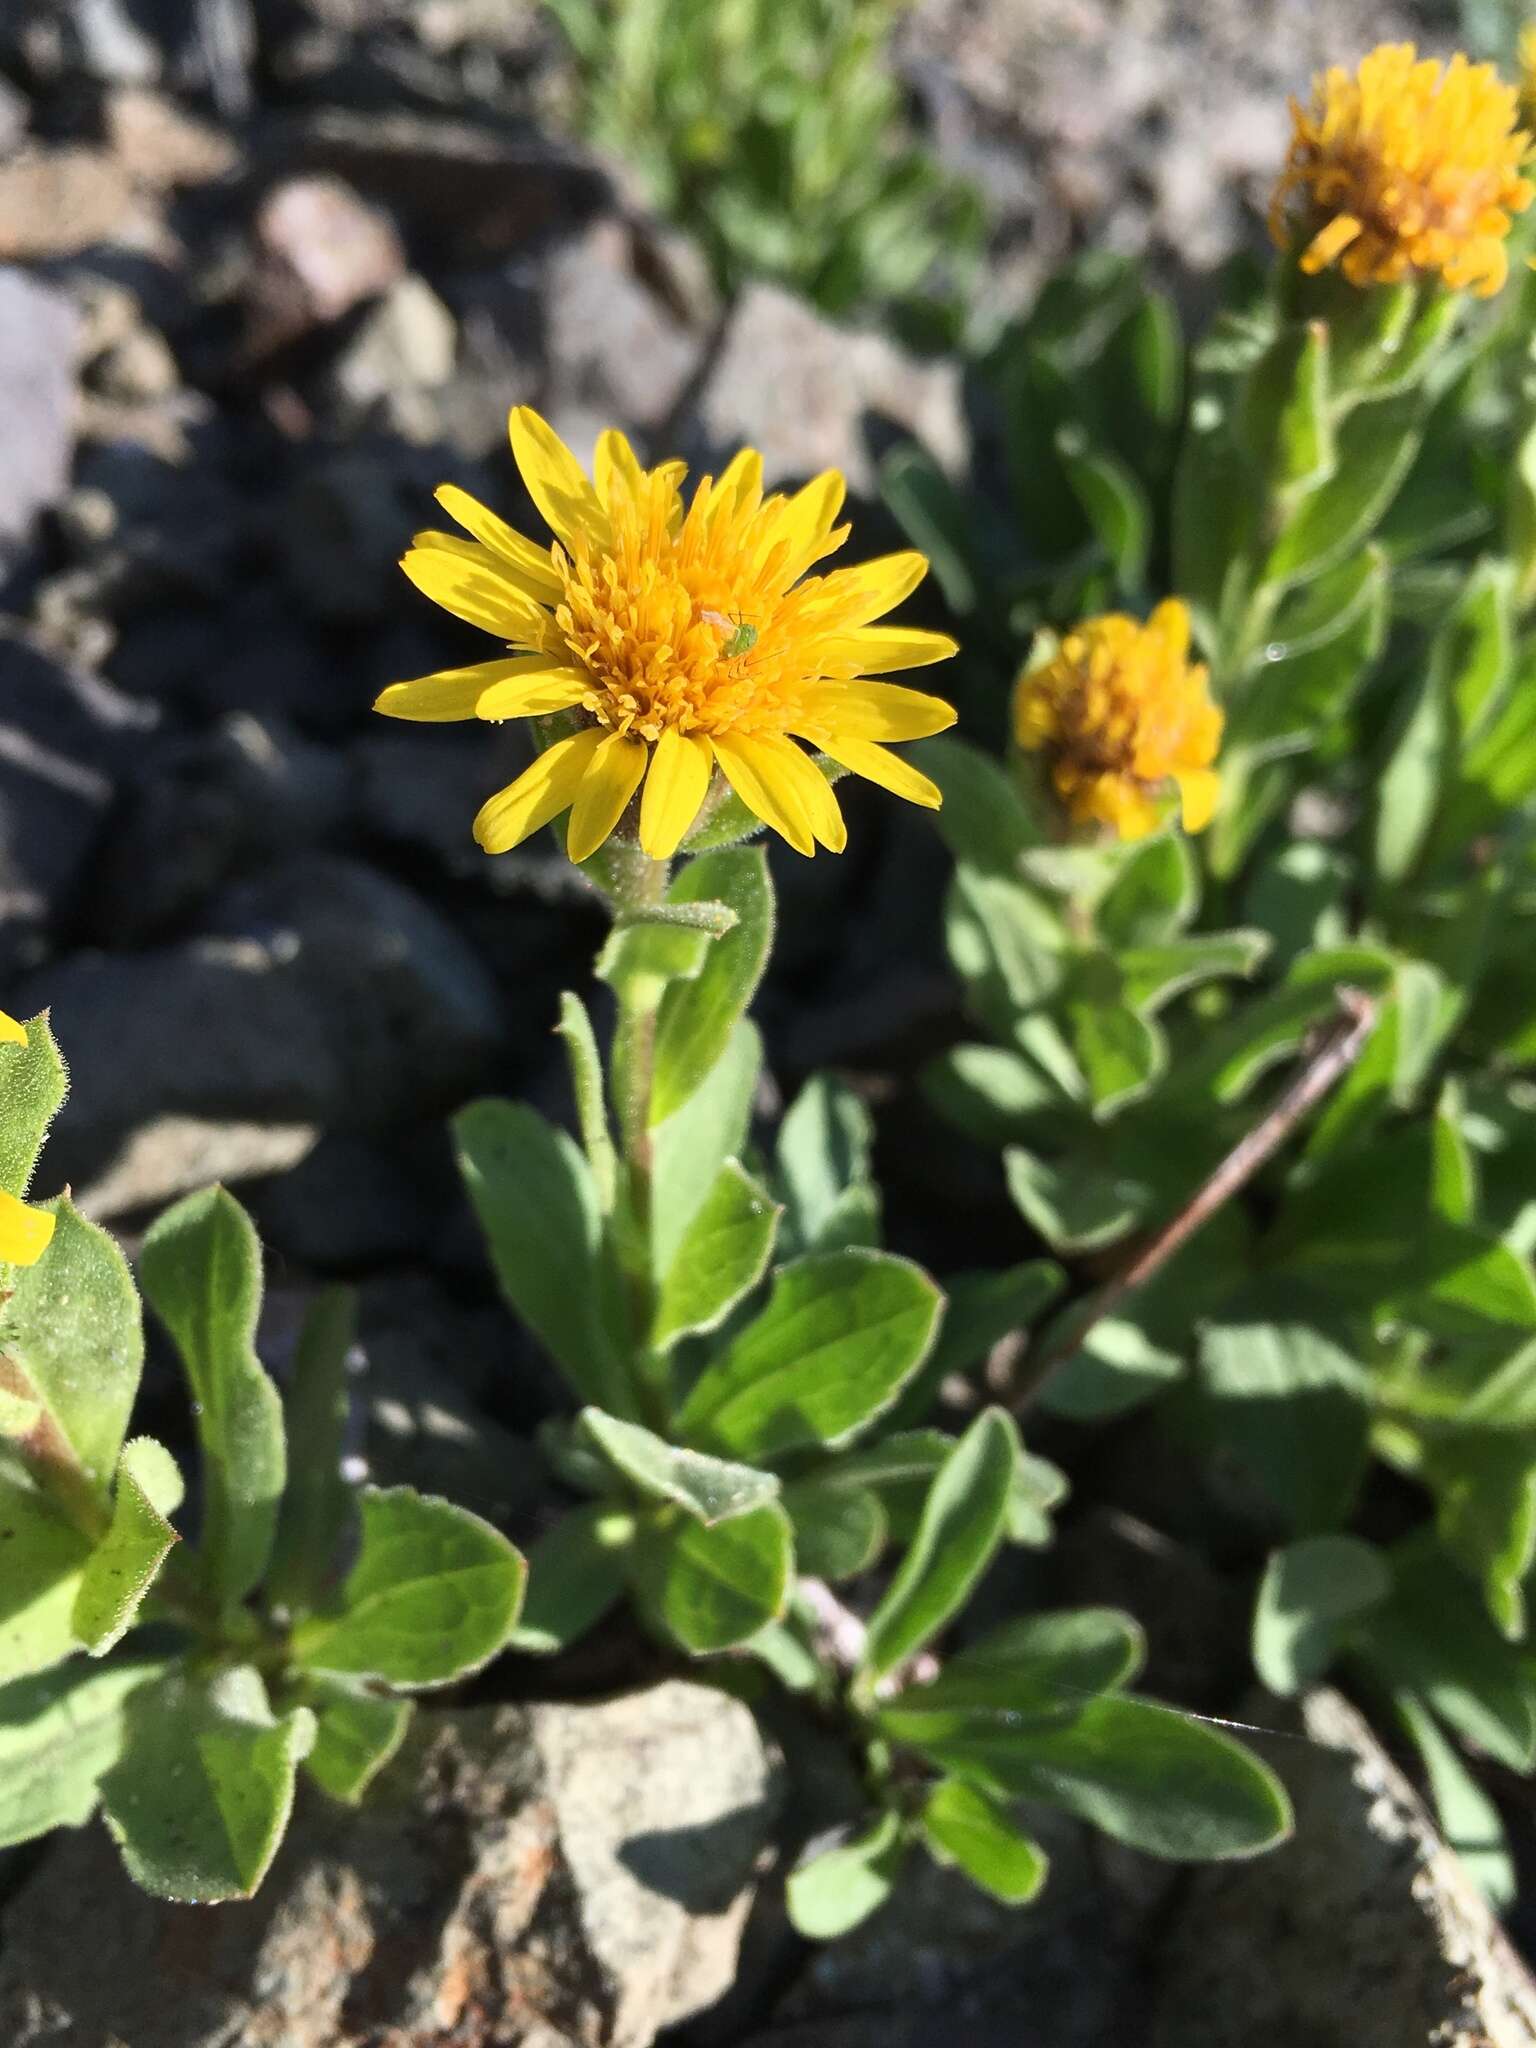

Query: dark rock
left=1147, top=1689, right=1536, bottom=2048
left=85, top=711, right=351, bottom=944
left=683, top=282, right=965, bottom=495
left=351, top=719, right=537, bottom=879
left=246, top=1129, right=440, bottom=1270
left=278, top=442, right=442, bottom=624
left=0, top=1686, right=780, bottom=2048
left=0, top=272, right=81, bottom=549
left=323, top=272, right=458, bottom=430
left=0, top=624, right=155, bottom=971
left=18, top=854, right=503, bottom=1215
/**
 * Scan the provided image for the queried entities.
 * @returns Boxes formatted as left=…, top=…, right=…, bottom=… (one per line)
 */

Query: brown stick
left=1010, top=985, right=1379, bottom=1413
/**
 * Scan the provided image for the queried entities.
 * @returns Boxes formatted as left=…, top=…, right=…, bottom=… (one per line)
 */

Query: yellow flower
left=0, top=1012, right=56, bottom=1268
left=1269, top=43, right=1534, bottom=298
left=375, top=410, right=959, bottom=861
left=1014, top=600, right=1222, bottom=841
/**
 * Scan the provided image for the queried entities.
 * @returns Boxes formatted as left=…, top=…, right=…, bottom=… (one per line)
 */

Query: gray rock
left=540, top=218, right=704, bottom=433
left=0, top=271, right=80, bottom=547
left=0, top=1685, right=781, bottom=2048
left=325, top=272, right=458, bottom=426
left=18, top=855, right=503, bottom=1214
left=279, top=443, right=441, bottom=623
left=244, top=173, right=406, bottom=362
left=685, top=283, right=965, bottom=495
left=1147, top=1689, right=1536, bottom=2048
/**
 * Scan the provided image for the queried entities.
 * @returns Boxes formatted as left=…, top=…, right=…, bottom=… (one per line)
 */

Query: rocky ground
left=0, top=0, right=1521, bottom=2042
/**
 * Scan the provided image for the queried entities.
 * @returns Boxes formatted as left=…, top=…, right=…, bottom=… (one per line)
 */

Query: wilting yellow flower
left=1014, top=600, right=1222, bottom=840
left=375, top=409, right=958, bottom=861
left=0, top=1013, right=55, bottom=1267
left=1270, top=43, right=1534, bottom=298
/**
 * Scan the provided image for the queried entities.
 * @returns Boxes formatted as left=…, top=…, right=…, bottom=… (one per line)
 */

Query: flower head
left=0, top=1011, right=55, bottom=1268
left=1014, top=600, right=1222, bottom=840
left=375, top=410, right=958, bottom=861
left=1270, top=43, right=1534, bottom=298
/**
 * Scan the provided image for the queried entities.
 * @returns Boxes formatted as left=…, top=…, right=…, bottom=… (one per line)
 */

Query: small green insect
left=702, top=609, right=758, bottom=659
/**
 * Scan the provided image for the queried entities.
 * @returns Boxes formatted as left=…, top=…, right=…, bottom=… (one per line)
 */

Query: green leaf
left=785, top=1810, right=907, bottom=1939
left=1118, top=931, right=1270, bottom=1014
left=861, top=1407, right=1018, bottom=1679
left=653, top=1160, right=778, bottom=1350
left=628, top=1500, right=792, bottom=1652
left=650, top=847, right=774, bottom=1124
left=652, top=1020, right=762, bottom=1274
left=72, top=1437, right=182, bottom=1655
left=1354, top=1540, right=1536, bottom=1770
left=1252, top=1535, right=1391, bottom=1696
left=556, top=991, right=618, bottom=1212
left=265, top=1287, right=356, bottom=1614
left=1374, top=650, right=1453, bottom=885
left=878, top=1607, right=1143, bottom=1746
left=0, top=1466, right=92, bottom=1679
left=775, top=1074, right=879, bottom=1256
left=507, top=1504, right=632, bottom=1655
left=100, top=1665, right=315, bottom=1902
left=1231, top=548, right=1388, bottom=750
left=879, top=441, right=980, bottom=615
left=301, top=1677, right=413, bottom=1805
left=294, top=1486, right=526, bottom=1688
left=454, top=1100, right=632, bottom=1416
left=948, top=865, right=1066, bottom=1022
left=1056, top=426, right=1150, bottom=587
left=1397, top=1692, right=1514, bottom=1911
left=916, top=737, right=1044, bottom=875
left=921, top=1779, right=1048, bottom=1905
left=1433, top=1440, right=1536, bottom=1640
left=0, top=1014, right=66, bottom=1198
left=577, top=1408, right=779, bottom=1523
left=138, top=1188, right=284, bottom=1604
left=1065, top=995, right=1166, bottom=1118
left=0, top=1656, right=165, bottom=1848
left=1005, top=1148, right=1149, bottom=1254
left=926, top=1694, right=1291, bottom=1860
left=782, top=1478, right=887, bottom=1580
left=1039, top=1316, right=1183, bottom=1421
left=0, top=1199, right=142, bottom=1512
left=889, top=1261, right=1063, bottom=1430
left=597, top=918, right=713, bottom=999
left=676, top=1249, right=942, bottom=1462
left=1263, top=387, right=1423, bottom=589
left=1096, top=834, right=1197, bottom=946
left=1198, top=1316, right=1369, bottom=1533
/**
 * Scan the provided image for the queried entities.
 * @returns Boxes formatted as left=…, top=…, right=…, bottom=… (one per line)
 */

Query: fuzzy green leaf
left=266, top=1287, right=357, bottom=1614
left=921, top=1778, right=1048, bottom=1904
left=577, top=1408, right=780, bottom=1524
left=0, top=1466, right=92, bottom=1680
left=861, top=1407, right=1018, bottom=1678
left=1252, top=1535, right=1391, bottom=1696
left=650, top=847, right=774, bottom=1124
left=786, top=1810, right=907, bottom=1939
left=629, top=1501, right=792, bottom=1652
left=676, top=1249, right=942, bottom=1462
left=138, top=1188, right=284, bottom=1604
left=0, top=1014, right=67, bottom=1199
left=651, top=1020, right=762, bottom=1274
left=0, top=1656, right=165, bottom=1849
left=302, top=1677, right=413, bottom=1805
left=508, top=1504, right=632, bottom=1655
left=653, top=1160, right=779, bottom=1350
left=72, top=1437, right=183, bottom=1655
left=294, top=1486, right=525, bottom=1688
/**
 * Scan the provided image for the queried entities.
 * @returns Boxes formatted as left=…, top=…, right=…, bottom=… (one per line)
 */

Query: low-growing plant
left=544, top=0, right=984, bottom=341
left=881, top=40, right=1536, bottom=1901
left=0, top=1012, right=527, bottom=1901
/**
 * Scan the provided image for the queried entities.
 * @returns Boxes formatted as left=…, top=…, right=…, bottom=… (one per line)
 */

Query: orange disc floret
left=1014, top=600, right=1222, bottom=841
left=374, top=408, right=959, bottom=863
left=1269, top=42, right=1534, bottom=297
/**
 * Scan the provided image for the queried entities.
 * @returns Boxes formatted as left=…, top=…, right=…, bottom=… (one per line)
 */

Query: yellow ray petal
left=772, top=471, right=849, bottom=584
left=820, top=735, right=942, bottom=810
left=594, top=428, right=646, bottom=510
left=752, top=734, right=846, bottom=851
left=0, top=1189, right=55, bottom=1267
left=375, top=657, right=547, bottom=722
left=473, top=727, right=603, bottom=854
left=508, top=406, right=611, bottom=552
left=433, top=486, right=564, bottom=603
left=1177, top=768, right=1221, bottom=834
left=713, top=732, right=817, bottom=856
left=798, top=678, right=957, bottom=744
left=808, top=552, right=930, bottom=629
left=400, top=544, right=553, bottom=644
left=825, top=626, right=960, bottom=674
left=476, top=661, right=593, bottom=721
left=566, top=731, right=650, bottom=863
left=704, top=448, right=764, bottom=530
left=639, top=727, right=715, bottom=858
left=0, top=1011, right=26, bottom=1046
